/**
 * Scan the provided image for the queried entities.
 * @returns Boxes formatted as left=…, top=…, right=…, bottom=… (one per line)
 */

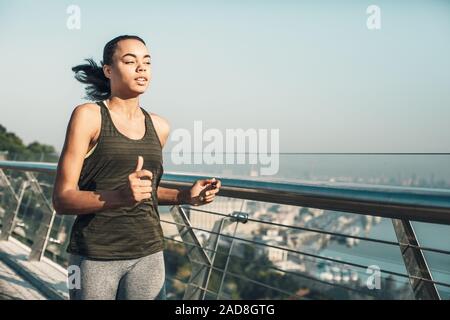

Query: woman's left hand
left=186, top=178, right=221, bottom=206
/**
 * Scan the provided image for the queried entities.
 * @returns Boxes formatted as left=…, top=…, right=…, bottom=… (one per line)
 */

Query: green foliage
left=0, top=123, right=58, bottom=162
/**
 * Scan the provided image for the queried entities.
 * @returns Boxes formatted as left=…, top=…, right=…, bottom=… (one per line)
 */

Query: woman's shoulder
left=68, top=102, right=102, bottom=140
left=71, top=102, right=102, bottom=124
left=146, top=111, right=170, bottom=148
left=149, top=112, right=170, bottom=129
left=74, top=101, right=102, bottom=114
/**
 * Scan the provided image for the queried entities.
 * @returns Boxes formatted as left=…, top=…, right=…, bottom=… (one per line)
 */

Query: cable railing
left=182, top=206, right=450, bottom=255
left=163, top=236, right=384, bottom=299
left=0, top=160, right=449, bottom=300
left=160, top=217, right=450, bottom=289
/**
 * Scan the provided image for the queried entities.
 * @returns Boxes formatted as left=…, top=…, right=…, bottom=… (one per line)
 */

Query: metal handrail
left=1, top=160, right=450, bottom=225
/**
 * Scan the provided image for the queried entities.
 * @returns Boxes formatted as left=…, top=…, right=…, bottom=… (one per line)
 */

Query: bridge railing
left=0, top=160, right=449, bottom=300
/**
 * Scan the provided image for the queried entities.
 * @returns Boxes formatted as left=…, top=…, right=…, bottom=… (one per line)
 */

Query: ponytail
left=72, top=58, right=110, bottom=101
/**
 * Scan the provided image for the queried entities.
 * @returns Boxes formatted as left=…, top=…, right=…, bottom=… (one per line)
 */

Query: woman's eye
left=145, top=62, right=151, bottom=65
left=125, top=61, right=135, bottom=64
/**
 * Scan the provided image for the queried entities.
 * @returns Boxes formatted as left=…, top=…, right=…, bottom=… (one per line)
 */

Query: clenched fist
left=183, top=177, right=222, bottom=206
left=120, top=155, right=153, bottom=206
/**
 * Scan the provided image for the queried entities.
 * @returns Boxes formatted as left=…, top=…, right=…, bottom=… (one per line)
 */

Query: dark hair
left=72, top=35, right=146, bottom=101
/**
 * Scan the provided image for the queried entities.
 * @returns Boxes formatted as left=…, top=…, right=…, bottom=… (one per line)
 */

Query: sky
left=0, top=0, right=449, bottom=154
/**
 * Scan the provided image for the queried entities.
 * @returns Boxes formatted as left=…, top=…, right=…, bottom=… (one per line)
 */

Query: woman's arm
left=151, top=114, right=221, bottom=206
left=157, top=179, right=221, bottom=206
left=157, top=186, right=190, bottom=206
left=52, top=104, right=134, bottom=215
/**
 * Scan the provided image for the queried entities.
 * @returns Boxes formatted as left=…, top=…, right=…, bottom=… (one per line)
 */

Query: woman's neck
left=107, top=96, right=141, bottom=119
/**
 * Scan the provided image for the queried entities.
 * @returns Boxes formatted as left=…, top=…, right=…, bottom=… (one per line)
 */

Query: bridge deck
left=0, top=236, right=68, bottom=300
left=0, top=258, right=46, bottom=300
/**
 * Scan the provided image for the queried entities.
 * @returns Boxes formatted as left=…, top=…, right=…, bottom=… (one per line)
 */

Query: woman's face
left=104, top=39, right=151, bottom=97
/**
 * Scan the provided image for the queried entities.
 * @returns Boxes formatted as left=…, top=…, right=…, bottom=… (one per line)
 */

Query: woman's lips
left=135, top=77, right=147, bottom=85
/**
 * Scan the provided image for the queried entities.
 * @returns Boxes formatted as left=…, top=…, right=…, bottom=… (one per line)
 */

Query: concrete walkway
left=0, top=236, right=69, bottom=300
left=0, top=258, right=46, bottom=300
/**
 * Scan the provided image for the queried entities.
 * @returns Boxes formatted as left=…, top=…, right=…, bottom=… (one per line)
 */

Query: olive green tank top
left=67, top=100, right=165, bottom=260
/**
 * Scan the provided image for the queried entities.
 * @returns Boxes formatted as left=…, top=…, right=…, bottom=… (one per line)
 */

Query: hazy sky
left=0, top=0, right=449, bottom=153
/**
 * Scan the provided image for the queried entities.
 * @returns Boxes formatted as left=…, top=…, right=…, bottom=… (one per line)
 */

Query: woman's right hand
left=120, top=155, right=153, bottom=206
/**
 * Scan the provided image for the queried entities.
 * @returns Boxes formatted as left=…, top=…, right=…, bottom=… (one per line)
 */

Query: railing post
left=170, top=205, right=245, bottom=300
left=391, top=218, right=441, bottom=300
left=26, top=172, right=56, bottom=261
left=170, top=205, right=213, bottom=299
left=0, top=178, right=28, bottom=241
left=216, top=210, right=247, bottom=300
left=202, top=213, right=239, bottom=299
left=0, top=169, right=21, bottom=204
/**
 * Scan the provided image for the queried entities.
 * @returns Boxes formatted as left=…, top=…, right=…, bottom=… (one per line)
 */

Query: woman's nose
left=137, top=65, right=146, bottom=72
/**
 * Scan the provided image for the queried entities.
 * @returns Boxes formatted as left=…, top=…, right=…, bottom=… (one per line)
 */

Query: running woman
left=52, top=35, right=221, bottom=300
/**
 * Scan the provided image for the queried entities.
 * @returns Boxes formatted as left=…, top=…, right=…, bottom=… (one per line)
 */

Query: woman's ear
left=102, top=64, right=112, bottom=80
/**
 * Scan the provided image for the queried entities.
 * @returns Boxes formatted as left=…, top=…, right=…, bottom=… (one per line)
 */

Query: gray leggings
left=68, top=250, right=166, bottom=300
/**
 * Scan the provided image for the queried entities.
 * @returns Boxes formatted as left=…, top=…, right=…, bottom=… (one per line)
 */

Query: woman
left=52, top=35, right=221, bottom=300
